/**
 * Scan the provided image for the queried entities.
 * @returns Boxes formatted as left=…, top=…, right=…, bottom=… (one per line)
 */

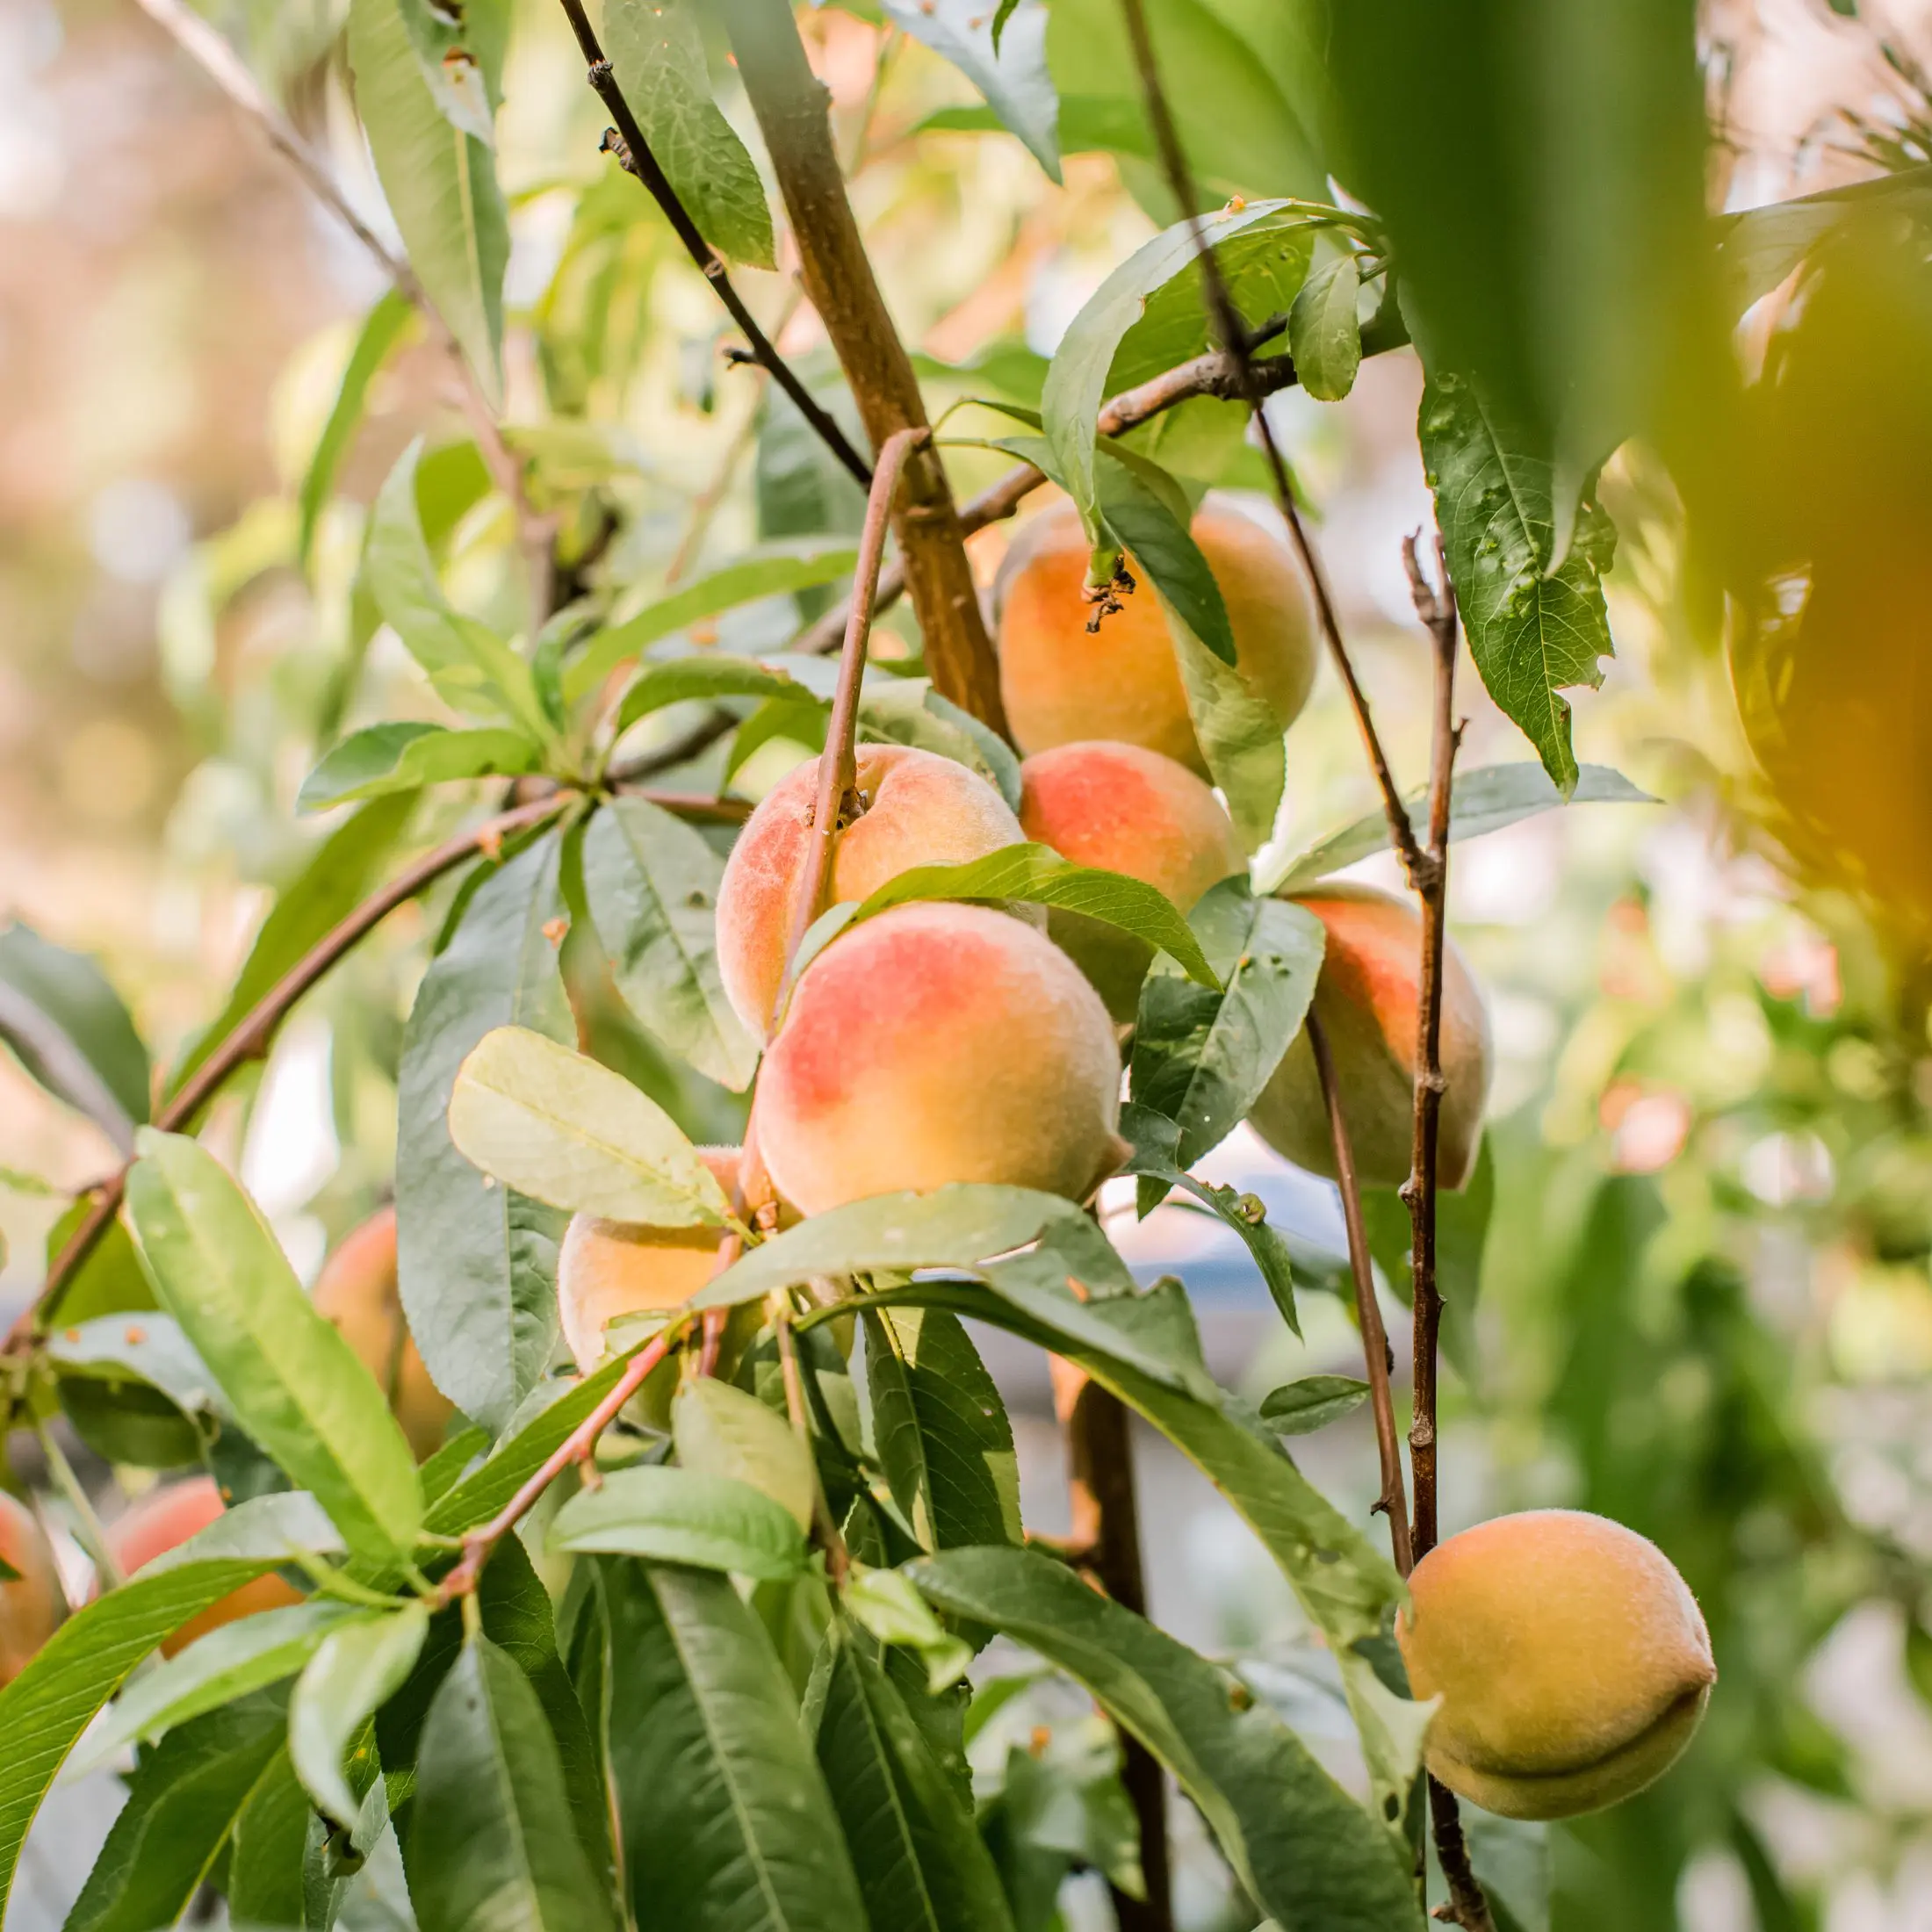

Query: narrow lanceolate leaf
left=298, top=721, right=542, bottom=812
left=611, top=655, right=813, bottom=738
left=227, top=1748, right=314, bottom=1928
left=1131, top=883, right=1325, bottom=1166
left=549, top=1465, right=807, bottom=1580
left=299, top=287, right=415, bottom=566
left=410, top=1638, right=618, bottom=1932
left=580, top=797, right=761, bottom=1092
left=603, top=1561, right=868, bottom=1929
left=880, top=0, right=1059, bottom=180
left=397, top=836, right=573, bottom=1435
left=1095, top=446, right=1238, bottom=667
left=65, top=1693, right=291, bottom=1932
left=348, top=0, right=508, bottom=402
left=292, top=1603, right=433, bottom=1825
left=1419, top=371, right=1619, bottom=796
left=604, top=0, right=775, bottom=269
left=393, top=0, right=505, bottom=145
left=0, top=920, right=149, bottom=1149
left=1171, top=603, right=1287, bottom=852
left=1259, top=1376, right=1373, bottom=1436
left=449, top=1024, right=731, bottom=1225
left=912, top=1548, right=1424, bottom=1931
left=672, top=1379, right=817, bottom=1533
left=864, top=1308, right=1021, bottom=1551
left=126, top=1131, right=423, bottom=1561
left=811, top=1629, right=1019, bottom=1932
left=1289, top=249, right=1363, bottom=401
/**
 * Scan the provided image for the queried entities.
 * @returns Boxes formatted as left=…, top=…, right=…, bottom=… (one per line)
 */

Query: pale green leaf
left=1288, top=249, right=1363, bottom=401
left=291, top=1603, right=431, bottom=1824
left=298, top=723, right=542, bottom=811
left=672, top=1379, right=816, bottom=1532
left=882, top=0, right=1059, bottom=179
left=549, top=1465, right=808, bottom=1578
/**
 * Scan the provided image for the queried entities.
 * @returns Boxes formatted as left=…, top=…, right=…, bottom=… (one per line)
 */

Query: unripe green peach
left=716, top=743, right=1027, bottom=1036
left=1019, top=740, right=1244, bottom=1019
left=106, top=1477, right=304, bottom=1657
left=1396, top=1510, right=1716, bottom=1820
left=312, top=1207, right=456, bottom=1462
left=994, top=496, right=1318, bottom=774
left=756, top=902, right=1127, bottom=1215
left=1247, top=883, right=1490, bottom=1189
left=0, top=1491, right=63, bottom=1685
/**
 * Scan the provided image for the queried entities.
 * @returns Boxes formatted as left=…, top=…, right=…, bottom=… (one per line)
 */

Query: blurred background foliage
left=6, top=0, right=1932, bottom=1927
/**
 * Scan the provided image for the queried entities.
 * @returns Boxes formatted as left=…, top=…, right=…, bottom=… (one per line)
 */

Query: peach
left=1019, top=740, right=1244, bottom=1018
left=106, top=1477, right=304, bottom=1657
left=994, top=496, right=1319, bottom=774
left=1248, top=883, right=1490, bottom=1189
left=716, top=743, right=1027, bottom=1036
left=755, top=902, right=1126, bottom=1215
left=0, top=1491, right=64, bottom=1685
left=312, top=1207, right=456, bottom=1461
left=1396, top=1510, right=1716, bottom=1820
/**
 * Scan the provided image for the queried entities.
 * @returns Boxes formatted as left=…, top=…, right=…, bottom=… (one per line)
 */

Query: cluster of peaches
left=0, top=498, right=1713, bottom=1824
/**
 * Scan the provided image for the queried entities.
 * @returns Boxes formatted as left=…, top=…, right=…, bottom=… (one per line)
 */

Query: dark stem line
left=551, top=0, right=872, bottom=491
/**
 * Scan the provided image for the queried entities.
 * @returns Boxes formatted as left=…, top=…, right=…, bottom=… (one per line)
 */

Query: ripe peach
left=716, top=743, right=1027, bottom=1036
left=0, top=1491, right=64, bottom=1685
left=756, top=902, right=1127, bottom=1215
left=994, top=496, right=1319, bottom=773
left=1019, top=740, right=1244, bottom=1019
left=1247, top=883, right=1490, bottom=1189
left=106, top=1477, right=303, bottom=1657
left=312, top=1207, right=456, bottom=1462
left=1396, top=1510, right=1716, bottom=1820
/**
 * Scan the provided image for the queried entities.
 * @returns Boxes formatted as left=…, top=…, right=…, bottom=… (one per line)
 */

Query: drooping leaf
left=448, top=1023, right=731, bottom=1224
left=672, top=1378, right=817, bottom=1532
left=1171, top=605, right=1289, bottom=852
left=299, top=288, right=416, bottom=567
left=397, top=836, right=573, bottom=1435
left=549, top=1465, right=808, bottom=1579
left=227, top=1747, right=314, bottom=1928
left=843, top=1566, right=973, bottom=1693
left=1258, top=1375, right=1373, bottom=1436
left=579, top=798, right=761, bottom=1092
left=0, top=921, right=149, bottom=1149
left=881, top=0, right=1059, bottom=180
left=1093, top=443, right=1238, bottom=665
left=298, top=722, right=542, bottom=812
left=292, top=1603, right=433, bottom=1825
left=1289, top=249, right=1363, bottom=401
left=47, top=1312, right=233, bottom=1430
left=126, top=1130, right=423, bottom=1561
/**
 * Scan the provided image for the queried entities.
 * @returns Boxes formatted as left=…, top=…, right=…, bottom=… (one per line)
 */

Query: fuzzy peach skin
left=105, top=1476, right=304, bottom=1658
left=312, top=1206, right=455, bottom=1461
left=1248, top=883, right=1491, bottom=1189
left=1019, top=740, right=1245, bottom=1019
left=716, top=743, right=1028, bottom=1037
left=1396, top=1510, right=1716, bottom=1820
left=756, top=901, right=1128, bottom=1215
left=993, top=495, right=1319, bottom=773
left=0, top=1491, right=64, bottom=1685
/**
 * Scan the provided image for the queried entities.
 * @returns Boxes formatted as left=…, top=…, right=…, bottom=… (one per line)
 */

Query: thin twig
left=2, top=795, right=573, bottom=1359
left=551, top=0, right=872, bottom=491
left=1306, top=1012, right=1413, bottom=1575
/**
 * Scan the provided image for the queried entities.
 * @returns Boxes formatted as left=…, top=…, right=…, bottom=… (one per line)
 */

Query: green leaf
left=1094, top=446, right=1238, bottom=666
left=1261, top=761, right=1657, bottom=894
left=580, top=797, right=761, bottom=1092
left=393, top=0, right=505, bottom=145
left=126, top=1131, right=424, bottom=1561
left=1288, top=249, right=1363, bottom=401
left=882, top=0, right=1060, bottom=180
left=449, top=1023, right=731, bottom=1224
left=604, top=1559, right=866, bottom=1927
left=292, top=1603, right=433, bottom=1824
left=47, top=1313, right=233, bottom=1425
left=227, top=1747, right=314, bottom=1928
left=410, top=1636, right=619, bottom=1932
left=298, top=722, right=542, bottom=811
left=673, top=1378, right=817, bottom=1532
left=610, top=654, right=814, bottom=737
left=1258, top=1375, right=1372, bottom=1436
left=912, top=1547, right=1424, bottom=1928
left=844, top=1567, right=973, bottom=1692
left=169, top=791, right=418, bottom=1097
left=0, top=921, right=149, bottom=1147
left=1713, top=167, right=1932, bottom=311
left=299, top=288, right=415, bottom=567
left=1419, top=372, right=1619, bottom=795
left=397, top=835, right=573, bottom=1435
left=139, top=1489, right=350, bottom=1572
left=863, top=1308, right=1021, bottom=1550
left=1170, top=599, right=1287, bottom=851
left=1131, top=883, right=1325, bottom=1165
left=550, top=1465, right=808, bottom=1578
left=811, top=1629, right=1019, bottom=1932
left=856, top=681, right=1027, bottom=812
left=348, top=0, right=508, bottom=403
left=604, top=0, right=775, bottom=268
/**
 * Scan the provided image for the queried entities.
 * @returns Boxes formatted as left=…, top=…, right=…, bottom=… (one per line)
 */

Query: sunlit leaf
left=672, top=1378, right=817, bottom=1532
left=299, top=288, right=415, bottom=567
left=292, top=1602, right=432, bottom=1824
left=550, top=1465, right=808, bottom=1579
left=881, top=0, right=1060, bottom=180
left=298, top=722, right=542, bottom=811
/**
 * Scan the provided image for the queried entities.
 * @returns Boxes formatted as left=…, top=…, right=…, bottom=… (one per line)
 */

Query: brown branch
left=1306, top=1011, right=1413, bottom=1575
left=2, top=795, right=573, bottom=1359
left=609, top=786, right=751, bottom=825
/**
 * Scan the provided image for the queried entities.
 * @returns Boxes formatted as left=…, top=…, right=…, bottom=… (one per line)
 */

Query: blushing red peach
left=0, top=1491, right=64, bottom=1685
left=716, top=744, right=1027, bottom=1036
left=1019, top=740, right=1244, bottom=1018
left=994, top=496, right=1319, bottom=773
left=755, top=902, right=1127, bottom=1215
left=1248, top=883, right=1490, bottom=1188
left=1396, top=1510, right=1716, bottom=1820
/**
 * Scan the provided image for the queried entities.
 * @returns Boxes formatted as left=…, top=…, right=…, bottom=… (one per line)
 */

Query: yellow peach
left=1248, top=883, right=1490, bottom=1189
left=994, top=496, right=1318, bottom=773
left=0, top=1491, right=63, bottom=1685
left=1019, top=739, right=1244, bottom=1019
left=755, top=902, right=1126, bottom=1215
left=1396, top=1510, right=1716, bottom=1820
